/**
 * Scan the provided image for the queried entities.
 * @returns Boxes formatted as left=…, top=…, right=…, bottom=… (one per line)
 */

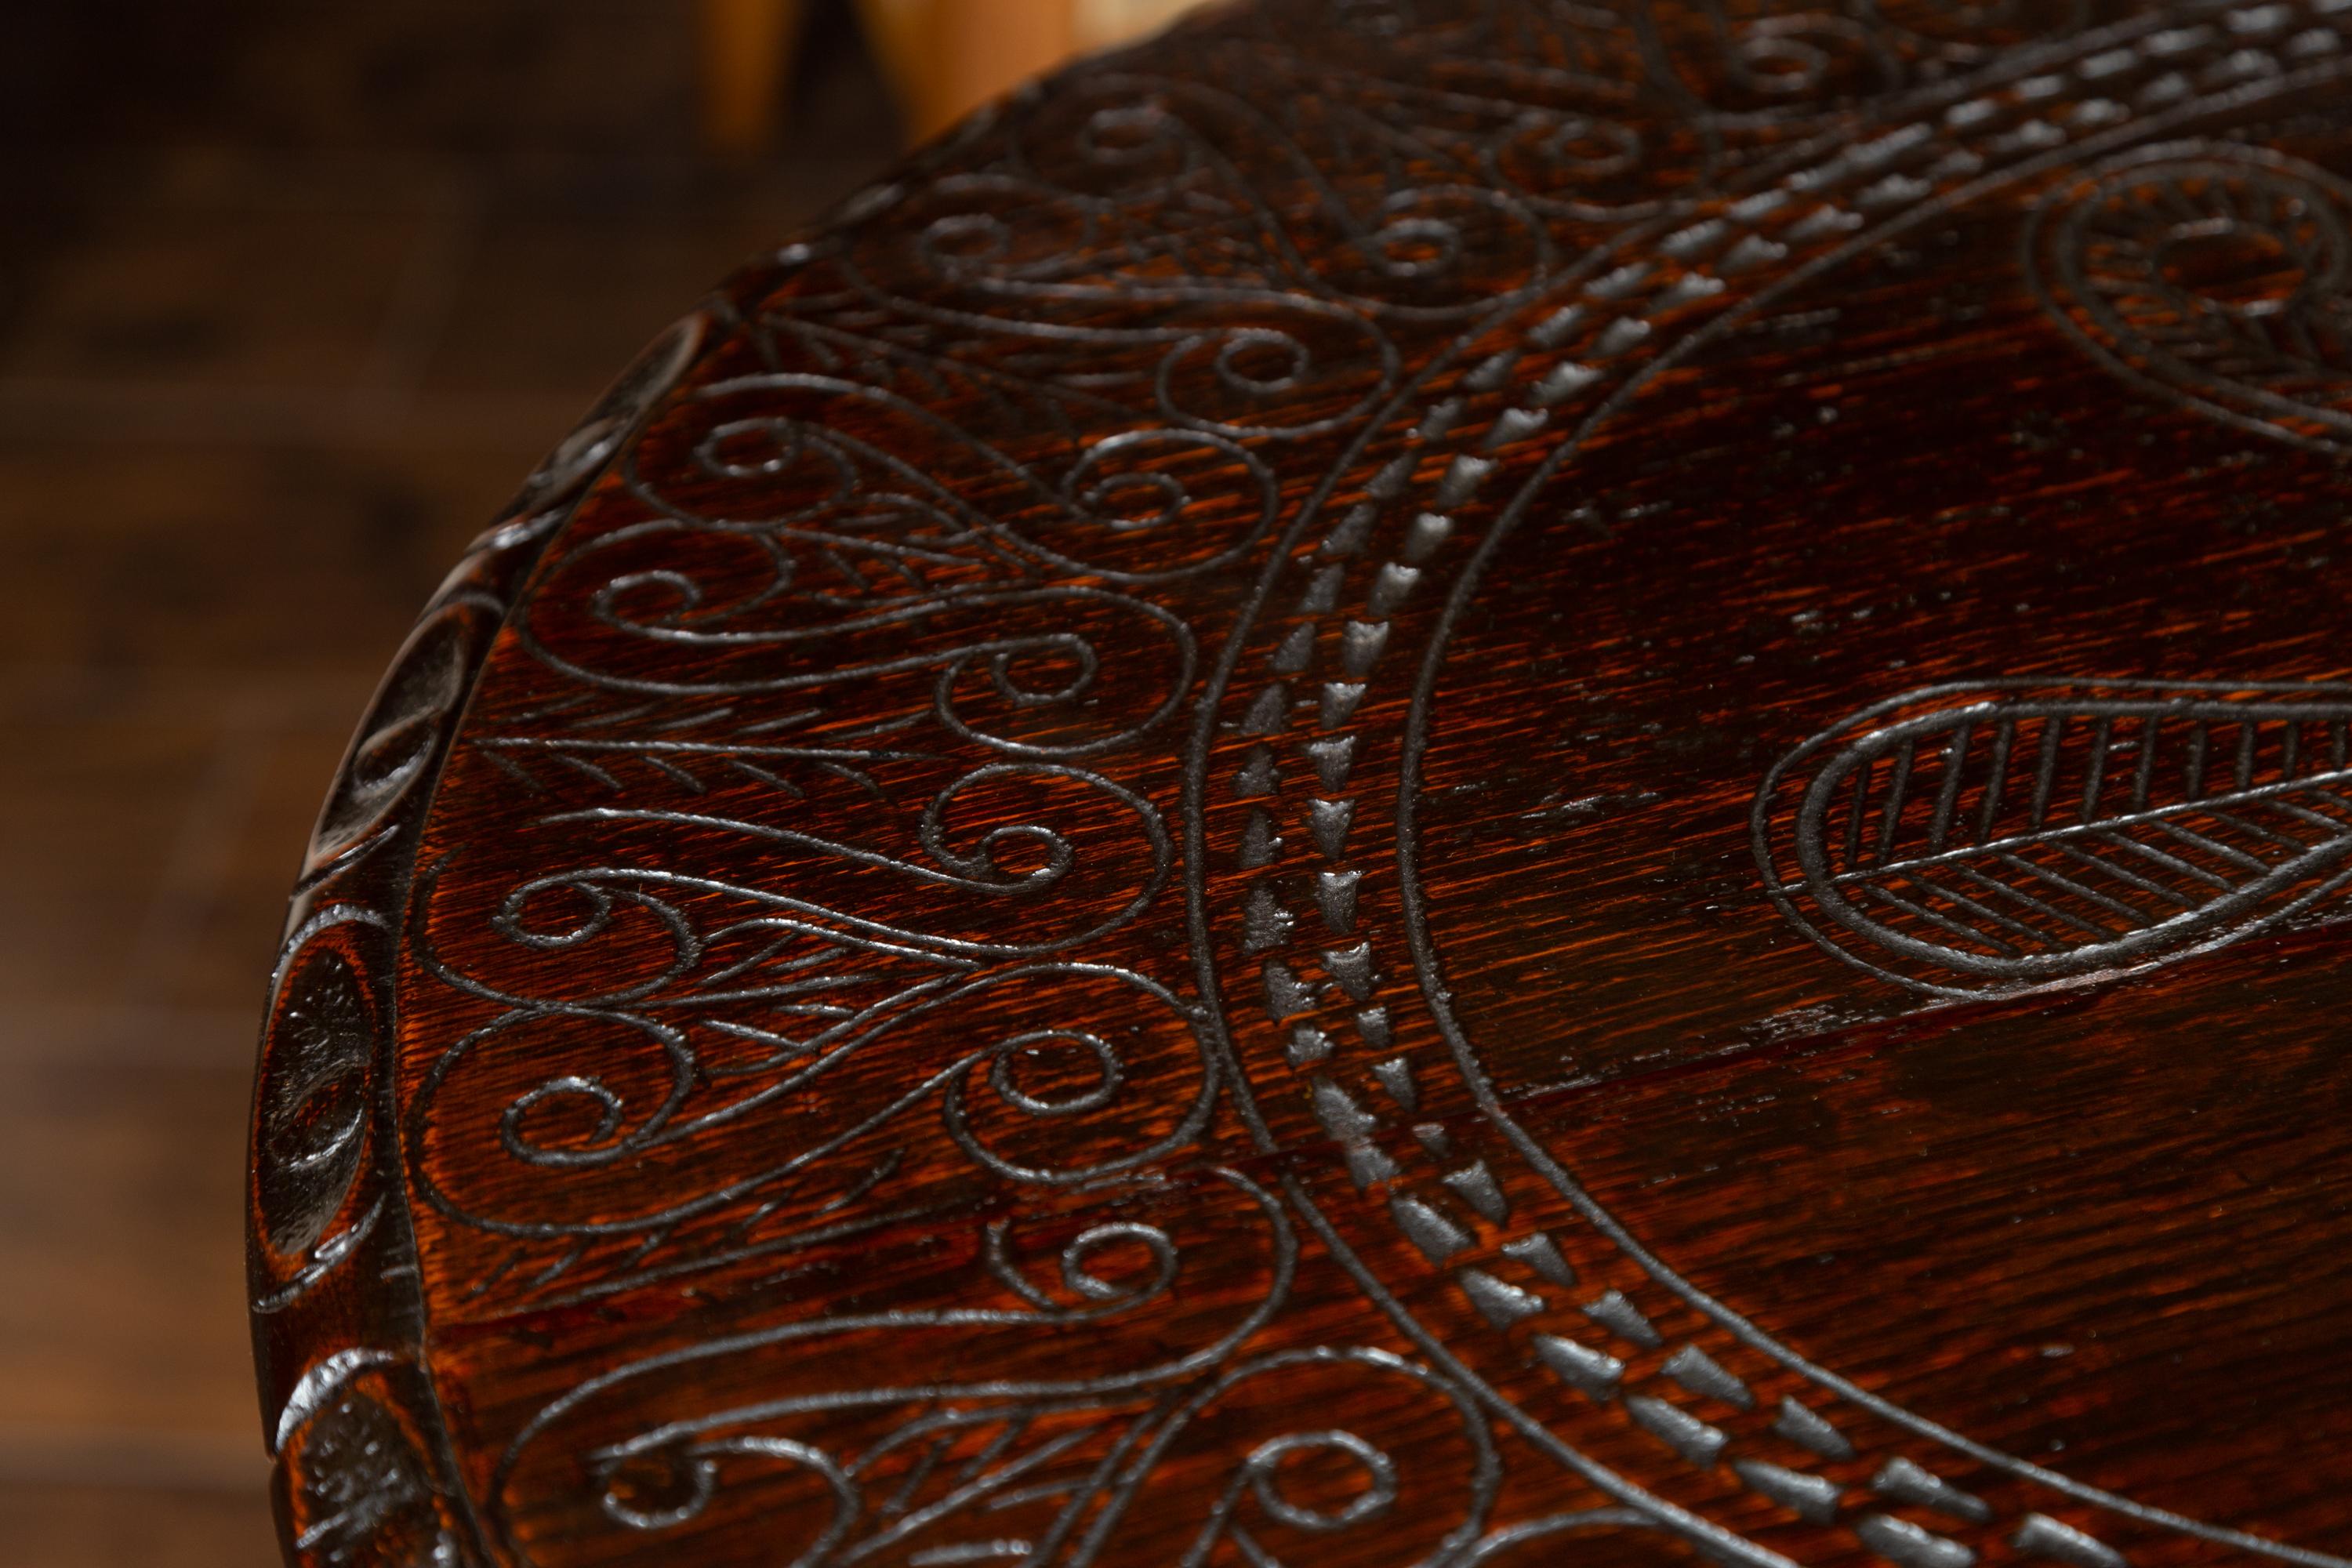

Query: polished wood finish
left=249, top=3, right=2352, bottom=1566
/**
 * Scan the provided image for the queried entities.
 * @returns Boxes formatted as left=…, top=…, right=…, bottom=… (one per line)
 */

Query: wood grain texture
left=247, top=3, right=2352, bottom=1566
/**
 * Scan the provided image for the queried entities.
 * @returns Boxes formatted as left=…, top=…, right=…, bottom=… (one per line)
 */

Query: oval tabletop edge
left=248, top=5, right=2352, bottom=1568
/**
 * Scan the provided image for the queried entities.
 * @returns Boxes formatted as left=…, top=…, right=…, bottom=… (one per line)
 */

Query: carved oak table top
left=245, top=3, right=2352, bottom=1566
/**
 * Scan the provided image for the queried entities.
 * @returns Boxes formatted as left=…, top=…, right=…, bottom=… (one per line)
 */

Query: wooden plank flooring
left=0, top=3, right=895, bottom=1559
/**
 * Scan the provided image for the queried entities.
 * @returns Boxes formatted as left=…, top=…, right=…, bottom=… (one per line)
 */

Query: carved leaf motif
left=1759, top=681, right=2352, bottom=991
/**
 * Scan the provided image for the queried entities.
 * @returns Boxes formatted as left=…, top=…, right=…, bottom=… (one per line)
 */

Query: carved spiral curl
left=983, top=1214, right=1185, bottom=1316
left=488, top=1171, right=1297, bottom=1566
left=1031, top=427, right=1280, bottom=581
left=1735, top=14, right=1896, bottom=98
left=943, top=967, right=1218, bottom=1185
left=1151, top=315, right=1399, bottom=440
left=1679, top=9, right=1905, bottom=115
left=1096, top=1347, right=1498, bottom=1568
left=419, top=760, right=1172, bottom=1035
left=593, top=1436, right=857, bottom=1566
left=888, top=173, right=1104, bottom=288
left=524, top=524, right=1200, bottom=754
left=1306, top=181, right=1553, bottom=318
left=641, top=391, right=1280, bottom=583
left=691, top=416, right=861, bottom=514
left=408, top=767, right=1176, bottom=1222
left=412, top=957, right=1210, bottom=1243
left=1245, top=1429, right=1399, bottom=1532
left=1016, top=65, right=1551, bottom=317
left=1018, top=83, right=1202, bottom=202
left=469, top=1012, right=698, bottom=1175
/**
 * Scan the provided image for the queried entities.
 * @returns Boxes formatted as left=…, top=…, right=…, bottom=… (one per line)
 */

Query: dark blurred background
left=0, top=0, right=1214, bottom=1552
left=0, top=4, right=904, bottom=1562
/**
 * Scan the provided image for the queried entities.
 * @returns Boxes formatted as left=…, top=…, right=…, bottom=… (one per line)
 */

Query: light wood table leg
left=699, top=0, right=809, bottom=156
left=859, top=0, right=1078, bottom=143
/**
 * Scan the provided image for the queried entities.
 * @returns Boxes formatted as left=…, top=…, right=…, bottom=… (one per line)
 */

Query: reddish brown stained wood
left=248, top=3, right=2352, bottom=1567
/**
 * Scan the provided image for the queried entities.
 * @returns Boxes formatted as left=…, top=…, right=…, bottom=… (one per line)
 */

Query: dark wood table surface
left=246, top=2, right=2352, bottom=1565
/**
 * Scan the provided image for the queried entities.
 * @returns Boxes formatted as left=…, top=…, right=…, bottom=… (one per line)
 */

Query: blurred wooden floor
left=0, top=3, right=895, bottom=1562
